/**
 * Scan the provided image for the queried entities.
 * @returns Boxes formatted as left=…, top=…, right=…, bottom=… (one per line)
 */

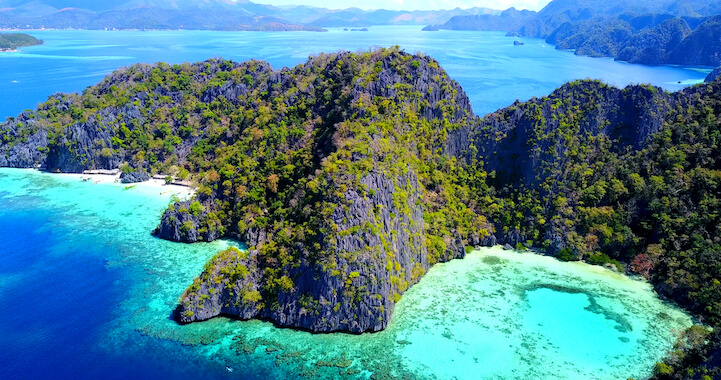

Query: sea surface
left=0, top=26, right=712, bottom=119
left=0, top=26, right=707, bottom=379
left=0, top=169, right=693, bottom=379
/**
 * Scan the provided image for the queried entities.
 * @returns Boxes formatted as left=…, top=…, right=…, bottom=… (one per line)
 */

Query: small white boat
left=226, top=366, right=234, bottom=373
left=11, top=80, right=18, bottom=83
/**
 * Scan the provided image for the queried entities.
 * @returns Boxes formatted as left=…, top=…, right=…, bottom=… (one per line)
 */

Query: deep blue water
left=0, top=173, right=242, bottom=379
left=0, top=27, right=706, bottom=380
left=0, top=171, right=693, bottom=380
left=0, top=27, right=711, bottom=119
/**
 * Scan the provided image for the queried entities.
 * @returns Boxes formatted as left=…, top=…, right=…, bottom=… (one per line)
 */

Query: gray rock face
left=154, top=200, right=223, bottom=243
left=175, top=170, right=468, bottom=333
left=44, top=119, right=123, bottom=173
left=449, top=81, right=673, bottom=190
left=2, top=51, right=485, bottom=334
left=120, top=170, right=151, bottom=183
left=0, top=108, right=51, bottom=168
left=174, top=248, right=263, bottom=323
left=706, top=66, right=721, bottom=83
left=360, top=54, right=473, bottom=122
left=0, top=129, right=48, bottom=168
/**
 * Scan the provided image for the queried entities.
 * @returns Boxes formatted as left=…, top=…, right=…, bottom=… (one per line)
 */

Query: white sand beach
left=50, top=171, right=195, bottom=199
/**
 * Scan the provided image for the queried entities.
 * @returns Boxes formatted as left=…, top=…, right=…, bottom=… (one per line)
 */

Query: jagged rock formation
left=0, top=109, right=48, bottom=168
left=168, top=50, right=485, bottom=333
left=447, top=80, right=677, bottom=252
left=0, top=48, right=489, bottom=333
left=154, top=200, right=223, bottom=243
left=450, top=81, right=673, bottom=190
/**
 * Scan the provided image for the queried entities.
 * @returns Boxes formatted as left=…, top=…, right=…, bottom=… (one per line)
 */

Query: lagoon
left=0, top=168, right=692, bottom=379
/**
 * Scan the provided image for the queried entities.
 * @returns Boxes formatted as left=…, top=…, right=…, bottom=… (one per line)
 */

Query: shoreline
left=20, top=169, right=195, bottom=199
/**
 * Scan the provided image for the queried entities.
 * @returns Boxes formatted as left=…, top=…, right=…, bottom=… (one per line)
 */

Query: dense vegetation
left=0, top=47, right=490, bottom=333
left=2, top=47, right=721, bottom=376
left=545, top=15, right=721, bottom=66
left=452, top=79, right=721, bottom=379
left=0, top=33, right=41, bottom=50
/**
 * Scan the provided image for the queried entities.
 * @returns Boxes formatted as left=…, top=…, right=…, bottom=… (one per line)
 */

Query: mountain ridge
left=0, top=0, right=502, bottom=30
left=426, top=0, right=721, bottom=67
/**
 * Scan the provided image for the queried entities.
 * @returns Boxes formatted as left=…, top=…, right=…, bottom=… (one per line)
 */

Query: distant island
left=0, top=0, right=499, bottom=31
left=425, top=0, right=721, bottom=67
left=424, top=7, right=536, bottom=32
left=0, top=33, right=42, bottom=51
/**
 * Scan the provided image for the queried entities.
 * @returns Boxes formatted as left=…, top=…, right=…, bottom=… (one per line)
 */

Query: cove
left=0, top=168, right=692, bottom=379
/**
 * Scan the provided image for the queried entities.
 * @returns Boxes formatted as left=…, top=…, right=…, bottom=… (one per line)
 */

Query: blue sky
left=255, top=0, right=553, bottom=11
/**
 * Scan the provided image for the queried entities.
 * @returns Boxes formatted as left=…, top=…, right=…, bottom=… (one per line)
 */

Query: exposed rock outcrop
left=448, top=80, right=676, bottom=255
left=154, top=200, right=223, bottom=243
left=449, top=80, right=673, bottom=190
left=10, top=49, right=487, bottom=333
left=174, top=169, right=464, bottom=333
left=168, top=50, right=482, bottom=333
left=120, top=170, right=151, bottom=183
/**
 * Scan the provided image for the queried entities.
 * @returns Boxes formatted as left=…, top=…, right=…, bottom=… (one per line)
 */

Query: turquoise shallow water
left=0, top=168, right=693, bottom=379
left=0, top=26, right=711, bottom=118
left=0, top=25, right=707, bottom=378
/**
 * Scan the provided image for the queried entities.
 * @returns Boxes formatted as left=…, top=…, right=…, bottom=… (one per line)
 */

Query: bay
left=0, top=26, right=710, bottom=119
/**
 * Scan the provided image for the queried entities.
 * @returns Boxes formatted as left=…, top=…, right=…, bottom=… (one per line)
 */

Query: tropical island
left=0, top=33, right=42, bottom=51
left=424, top=0, right=721, bottom=67
left=1, top=46, right=721, bottom=377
